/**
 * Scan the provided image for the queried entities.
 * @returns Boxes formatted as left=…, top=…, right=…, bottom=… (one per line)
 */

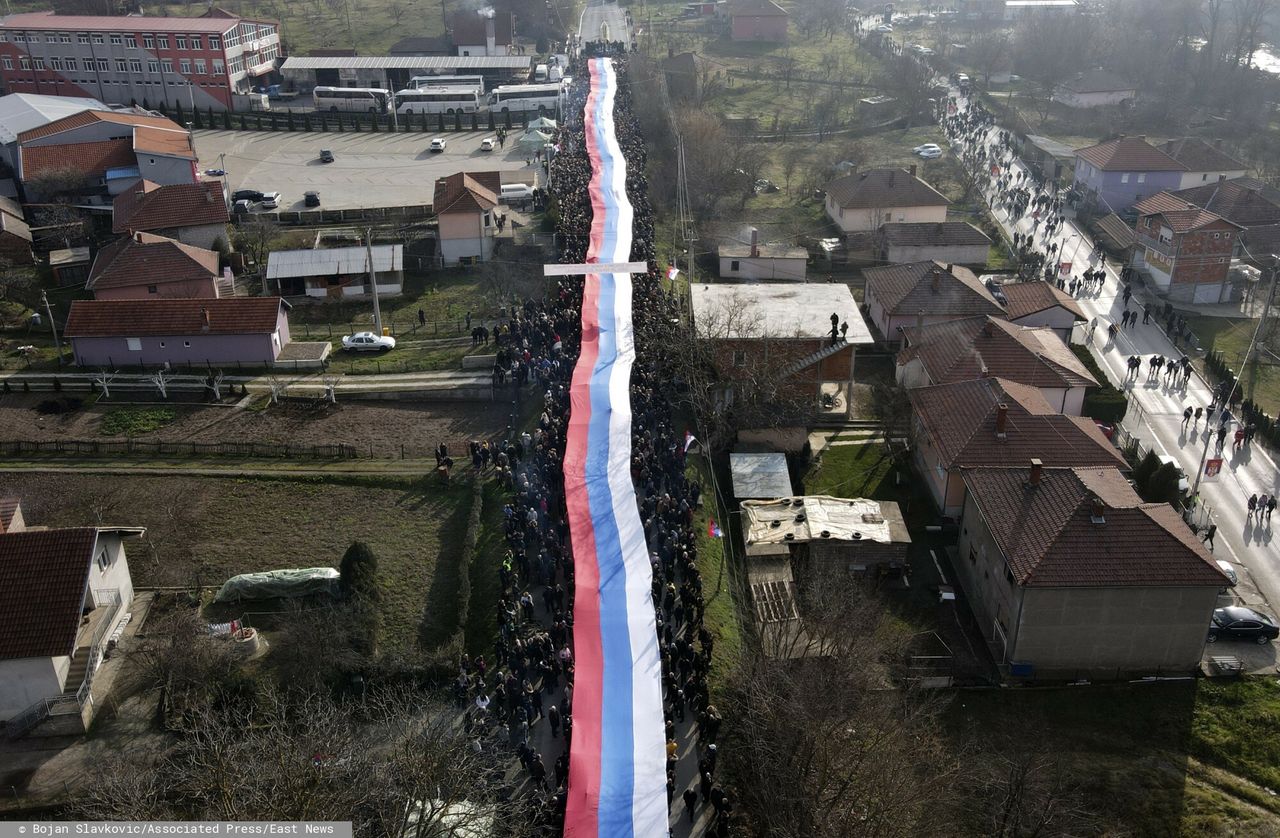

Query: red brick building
left=728, top=0, right=789, bottom=42
left=1131, top=191, right=1242, bottom=305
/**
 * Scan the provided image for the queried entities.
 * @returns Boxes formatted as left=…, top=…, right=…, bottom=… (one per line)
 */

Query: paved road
left=578, top=0, right=631, bottom=49
left=193, top=129, right=539, bottom=211
left=952, top=97, right=1280, bottom=673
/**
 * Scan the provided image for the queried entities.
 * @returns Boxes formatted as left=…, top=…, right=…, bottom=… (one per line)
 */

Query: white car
left=1156, top=454, right=1191, bottom=496
left=429, top=137, right=447, bottom=152
left=913, top=143, right=943, bottom=158
left=342, top=332, right=396, bottom=352
left=480, top=137, right=497, bottom=151
left=875, top=24, right=893, bottom=32
left=259, top=191, right=281, bottom=209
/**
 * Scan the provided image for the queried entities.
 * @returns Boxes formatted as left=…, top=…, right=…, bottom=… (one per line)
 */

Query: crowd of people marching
left=442, top=44, right=730, bottom=836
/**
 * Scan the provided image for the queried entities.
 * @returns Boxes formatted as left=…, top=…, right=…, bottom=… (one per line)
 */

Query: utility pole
left=1245, top=257, right=1280, bottom=404
left=41, top=290, right=62, bottom=361
left=365, top=228, right=383, bottom=336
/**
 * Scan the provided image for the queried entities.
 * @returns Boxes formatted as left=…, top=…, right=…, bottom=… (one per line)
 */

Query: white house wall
left=717, top=256, right=807, bottom=282
left=0, top=656, right=65, bottom=721
left=90, top=533, right=135, bottom=606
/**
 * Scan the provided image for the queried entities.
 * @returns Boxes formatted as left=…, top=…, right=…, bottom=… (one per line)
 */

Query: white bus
left=393, top=86, right=484, bottom=115
left=409, top=74, right=487, bottom=92
left=487, top=83, right=562, bottom=114
left=312, top=86, right=391, bottom=113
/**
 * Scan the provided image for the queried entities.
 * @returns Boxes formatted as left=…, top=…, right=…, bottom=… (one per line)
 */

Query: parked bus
left=487, top=82, right=562, bottom=114
left=312, top=86, right=390, bottom=113
left=393, top=86, right=484, bottom=115
left=408, top=74, right=487, bottom=92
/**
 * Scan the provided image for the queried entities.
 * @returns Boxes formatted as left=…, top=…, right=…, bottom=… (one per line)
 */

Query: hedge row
left=1202, top=349, right=1280, bottom=449
left=151, top=99, right=541, bottom=134
left=1071, top=344, right=1130, bottom=424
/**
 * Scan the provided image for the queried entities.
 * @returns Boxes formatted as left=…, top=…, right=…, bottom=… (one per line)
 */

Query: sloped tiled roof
left=1058, top=69, right=1136, bottom=94
left=0, top=212, right=32, bottom=244
left=864, top=260, right=1005, bottom=317
left=21, top=139, right=135, bottom=180
left=433, top=171, right=500, bottom=214
left=113, top=180, right=229, bottom=234
left=908, top=377, right=1127, bottom=471
left=963, top=467, right=1229, bottom=588
left=0, top=528, right=97, bottom=660
left=1093, top=213, right=1136, bottom=250
left=1171, top=179, right=1280, bottom=228
left=1134, top=191, right=1197, bottom=216
left=17, top=108, right=189, bottom=143
left=1134, top=192, right=1240, bottom=233
left=1158, top=138, right=1247, bottom=173
left=900, top=316, right=1097, bottom=389
left=730, top=0, right=789, bottom=15
left=880, top=221, right=991, bottom=248
left=88, top=232, right=220, bottom=292
left=133, top=125, right=195, bottom=159
left=1075, top=136, right=1187, bottom=172
left=826, top=168, right=950, bottom=209
left=65, top=297, right=285, bottom=337
left=1000, top=280, right=1086, bottom=322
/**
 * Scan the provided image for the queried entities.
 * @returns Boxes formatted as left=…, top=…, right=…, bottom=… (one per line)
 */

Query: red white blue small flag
left=684, top=430, right=698, bottom=452
left=667, top=264, right=680, bottom=281
left=708, top=519, right=723, bottom=538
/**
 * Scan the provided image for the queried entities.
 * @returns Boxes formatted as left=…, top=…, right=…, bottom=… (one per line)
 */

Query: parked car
left=232, top=189, right=264, bottom=203
left=429, top=137, right=447, bottom=152
left=319, top=149, right=335, bottom=163
left=754, top=178, right=779, bottom=194
left=1155, top=454, right=1191, bottom=496
left=875, top=23, right=893, bottom=32
left=232, top=199, right=254, bottom=214
left=499, top=183, right=535, bottom=203
left=304, top=190, right=321, bottom=207
left=203, top=168, right=226, bottom=177
left=913, top=143, right=943, bottom=158
left=1207, top=606, right=1279, bottom=644
left=1216, top=560, right=1238, bottom=588
left=342, top=332, right=396, bottom=352
left=259, top=191, right=282, bottom=210
left=480, top=137, right=497, bottom=151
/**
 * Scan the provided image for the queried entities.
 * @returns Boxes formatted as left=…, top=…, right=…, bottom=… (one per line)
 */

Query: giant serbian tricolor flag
left=562, top=57, right=668, bottom=837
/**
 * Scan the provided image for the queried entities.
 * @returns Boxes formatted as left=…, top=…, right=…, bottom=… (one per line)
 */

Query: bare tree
left=967, top=31, right=1011, bottom=88
left=94, top=369, right=118, bottom=399
left=148, top=367, right=174, bottom=400
left=232, top=215, right=280, bottom=275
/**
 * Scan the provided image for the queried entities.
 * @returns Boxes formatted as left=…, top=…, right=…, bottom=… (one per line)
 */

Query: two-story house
left=863, top=260, right=1006, bottom=344
left=112, top=180, right=229, bottom=250
left=1131, top=192, right=1242, bottom=304
left=1158, top=138, right=1249, bottom=190
left=824, top=167, right=949, bottom=235
left=433, top=171, right=500, bottom=266
left=897, top=316, right=1097, bottom=414
left=1171, top=177, right=1280, bottom=269
left=958, top=464, right=1228, bottom=678
left=998, top=280, right=1087, bottom=343
left=1073, top=136, right=1187, bottom=211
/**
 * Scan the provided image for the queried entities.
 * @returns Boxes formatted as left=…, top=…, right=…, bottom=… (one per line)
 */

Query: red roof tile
left=1158, top=138, right=1247, bottom=173
left=0, top=528, right=97, bottom=659
left=0, top=10, right=266, bottom=34
left=825, top=168, right=950, bottom=209
left=1075, top=136, right=1187, bottom=172
left=1133, top=192, right=1196, bottom=216
left=900, top=316, right=1097, bottom=389
left=864, top=260, right=1005, bottom=317
left=433, top=171, right=500, bottom=214
left=909, top=377, right=1127, bottom=470
left=17, top=109, right=189, bottom=143
left=88, top=232, right=220, bottom=292
left=1172, top=179, right=1280, bottom=227
left=113, top=180, right=229, bottom=234
left=1000, top=280, right=1086, bottom=321
left=963, top=467, right=1229, bottom=588
left=65, top=297, right=285, bottom=338
left=133, top=125, right=195, bottom=159
left=21, top=139, right=136, bottom=181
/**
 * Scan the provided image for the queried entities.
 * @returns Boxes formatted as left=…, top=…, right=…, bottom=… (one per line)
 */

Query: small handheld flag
left=684, top=430, right=698, bottom=453
left=708, top=519, right=723, bottom=538
left=667, top=264, right=680, bottom=281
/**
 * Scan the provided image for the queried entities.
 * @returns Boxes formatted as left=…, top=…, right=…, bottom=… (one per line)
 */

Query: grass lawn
left=464, top=480, right=509, bottom=658
left=949, top=679, right=1280, bottom=835
left=98, top=407, right=177, bottom=436
left=326, top=338, right=481, bottom=375
left=3, top=472, right=473, bottom=654
left=803, top=436, right=896, bottom=499
left=686, top=455, right=744, bottom=701
left=1185, top=315, right=1280, bottom=415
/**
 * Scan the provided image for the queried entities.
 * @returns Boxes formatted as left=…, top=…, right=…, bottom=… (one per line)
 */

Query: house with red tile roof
left=113, top=180, right=229, bottom=250
left=1052, top=69, right=1136, bottom=109
left=897, top=316, right=1097, bottom=414
left=862, top=260, right=1005, bottom=344
left=65, top=297, right=290, bottom=368
left=434, top=171, right=501, bottom=265
left=824, top=166, right=949, bottom=234
left=1131, top=192, right=1242, bottom=304
left=907, top=376, right=1127, bottom=515
left=728, top=0, right=789, bottom=42
left=17, top=109, right=196, bottom=200
left=1072, top=135, right=1186, bottom=211
left=0, top=498, right=143, bottom=731
left=958, top=465, right=1228, bottom=677
left=998, top=280, right=1086, bottom=343
left=1158, top=138, right=1249, bottom=190
left=87, top=232, right=224, bottom=301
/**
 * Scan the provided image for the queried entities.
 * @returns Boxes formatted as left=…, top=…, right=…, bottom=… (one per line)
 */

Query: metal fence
left=0, top=439, right=359, bottom=460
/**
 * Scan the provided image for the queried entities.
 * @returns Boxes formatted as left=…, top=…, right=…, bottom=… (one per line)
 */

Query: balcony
left=1134, top=230, right=1176, bottom=258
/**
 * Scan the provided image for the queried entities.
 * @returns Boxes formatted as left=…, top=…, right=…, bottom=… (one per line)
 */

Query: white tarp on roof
left=742, top=495, right=899, bottom=545
left=266, top=244, right=403, bottom=280
left=0, top=92, right=108, bottom=145
left=729, top=452, right=792, bottom=499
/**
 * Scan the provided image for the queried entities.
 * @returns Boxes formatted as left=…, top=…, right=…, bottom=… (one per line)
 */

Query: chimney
left=1028, top=458, right=1042, bottom=487
left=888, top=170, right=896, bottom=187
left=1090, top=497, right=1106, bottom=524
left=916, top=309, right=924, bottom=333
left=200, top=306, right=210, bottom=332
left=1218, top=174, right=1227, bottom=183
left=981, top=320, right=994, bottom=337
left=750, top=227, right=759, bottom=258
left=486, top=15, right=497, bottom=54
left=909, top=164, right=917, bottom=178
left=1213, top=138, right=1223, bottom=150
left=995, top=402, right=1008, bottom=437
left=930, top=270, right=941, bottom=293
left=946, top=262, right=954, bottom=273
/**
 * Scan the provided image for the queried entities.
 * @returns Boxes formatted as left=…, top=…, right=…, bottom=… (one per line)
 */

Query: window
left=143, top=34, right=154, bottom=48
left=1137, top=173, right=1146, bottom=183
left=1, top=57, right=10, bottom=70
left=1213, top=232, right=1220, bottom=239
left=157, top=35, right=169, bottom=49
left=184, top=340, right=191, bottom=347
left=194, top=59, right=206, bottom=73
left=148, top=59, right=159, bottom=72
left=109, top=33, right=122, bottom=45
left=97, top=549, right=110, bottom=571
left=126, top=337, right=142, bottom=351
left=130, top=58, right=142, bottom=72
left=1005, top=567, right=1014, bottom=585
left=212, top=58, right=224, bottom=74
left=732, top=350, right=746, bottom=367
left=49, top=57, right=62, bottom=70
left=180, top=59, right=191, bottom=74
left=1121, top=173, right=1130, bottom=183
left=1203, top=173, right=1209, bottom=181
left=78, top=33, right=90, bottom=44
left=730, top=260, right=740, bottom=271
left=176, top=36, right=187, bottom=49
left=210, top=35, right=221, bottom=50
left=32, top=57, right=45, bottom=70
left=125, top=34, right=136, bottom=48
left=92, top=33, right=104, bottom=44
left=97, top=58, right=109, bottom=71
left=161, top=59, right=173, bottom=72
left=116, top=59, right=129, bottom=72
left=19, top=57, right=30, bottom=70
left=59, top=32, right=71, bottom=43
left=884, top=212, right=892, bottom=222
left=147, top=285, right=158, bottom=294
left=1225, top=232, right=1233, bottom=239
left=191, top=36, right=202, bottom=50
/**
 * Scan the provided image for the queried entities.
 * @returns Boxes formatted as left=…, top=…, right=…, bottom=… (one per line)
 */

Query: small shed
left=718, top=239, right=808, bottom=282
left=742, top=495, right=911, bottom=582
left=49, top=247, right=91, bottom=287
left=265, top=245, right=404, bottom=298
left=730, top=452, right=793, bottom=500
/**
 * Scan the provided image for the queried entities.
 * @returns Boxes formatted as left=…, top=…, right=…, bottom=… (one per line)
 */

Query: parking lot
left=192, top=129, right=542, bottom=211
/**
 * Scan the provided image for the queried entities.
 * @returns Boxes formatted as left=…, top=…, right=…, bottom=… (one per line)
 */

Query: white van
left=534, top=63, right=549, bottom=83
left=500, top=183, right=534, bottom=203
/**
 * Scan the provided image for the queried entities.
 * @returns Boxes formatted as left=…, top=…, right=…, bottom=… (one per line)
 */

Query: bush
left=1131, top=449, right=1161, bottom=487
left=1071, top=344, right=1129, bottom=424
left=339, top=541, right=380, bottom=603
left=1146, top=462, right=1184, bottom=505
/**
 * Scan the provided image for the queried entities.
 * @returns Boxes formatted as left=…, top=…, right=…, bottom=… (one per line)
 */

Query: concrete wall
left=92, top=276, right=219, bottom=301
left=71, top=331, right=279, bottom=367
left=439, top=210, right=494, bottom=265
left=136, top=153, right=198, bottom=187
left=826, top=198, right=947, bottom=234
left=90, top=532, right=135, bottom=607
left=956, top=491, right=1026, bottom=660
left=166, top=223, right=227, bottom=251
left=0, top=656, right=65, bottom=721
left=884, top=242, right=989, bottom=265
left=1178, top=168, right=1248, bottom=190
left=718, top=255, right=807, bottom=282
left=911, top=415, right=966, bottom=516
left=1054, top=89, right=1135, bottom=109
left=1008, top=308, right=1078, bottom=344
left=1073, top=160, right=1184, bottom=211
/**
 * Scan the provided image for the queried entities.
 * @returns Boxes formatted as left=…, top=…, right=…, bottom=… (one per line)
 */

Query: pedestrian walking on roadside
left=1194, top=406, right=1203, bottom=426
left=1182, top=406, right=1193, bottom=429
left=1143, top=305, right=1151, bottom=325
left=1267, top=496, right=1276, bottom=521
left=1202, top=523, right=1217, bottom=550
left=1248, top=493, right=1259, bottom=518
left=1234, top=426, right=1246, bottom=451
left=1123, top=284, right=1132, bottom=306
left=1216, top=425, right=1228, bottom=452
left=683, top=787, right=699, bottom=822
left=1259, top=494, right=1270, bottom=520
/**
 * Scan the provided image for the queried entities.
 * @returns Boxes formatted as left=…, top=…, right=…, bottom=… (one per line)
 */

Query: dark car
left=319, top=149, right=334, bottom=163
left=232, top=189, right=264, bottom=203
left=1208, top=606, right=1280, bottom=644
left=304, top=190, right=321, bottom=207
